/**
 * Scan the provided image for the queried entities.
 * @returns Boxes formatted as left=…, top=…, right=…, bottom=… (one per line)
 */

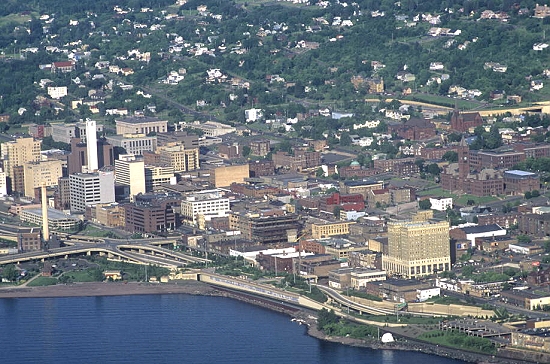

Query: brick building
left=450, top=110, right=483, bottom=132
left=388, top=118, right=437, bottom=140
left=122, top=193, right=180, bottom=233
left=249, top=140, right=271, bottom=156
left=248, top=160, right=275, bottom=177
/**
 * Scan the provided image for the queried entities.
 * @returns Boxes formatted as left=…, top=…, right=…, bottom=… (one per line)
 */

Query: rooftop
left=116, top=116, right=166, bottom=124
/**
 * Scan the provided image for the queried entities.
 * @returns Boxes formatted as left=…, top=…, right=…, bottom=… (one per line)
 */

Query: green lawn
left=27, top=276, right=58, bottom=287
left=418, top=330, right=496, bottom=355
left=62, top=270, right=98, bottom=282
left=79, top=225, right=122, bottom=238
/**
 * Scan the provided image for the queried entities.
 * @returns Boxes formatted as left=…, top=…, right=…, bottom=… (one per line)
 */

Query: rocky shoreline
left=0, top=281, right=529, bottom=363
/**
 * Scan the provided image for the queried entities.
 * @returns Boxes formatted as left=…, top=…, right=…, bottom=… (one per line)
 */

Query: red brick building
left=388, top=118, right=437, bottom=140
left=450, top=110, right=483, bottom=132
left=319, top=192, right=365, bottom=212
left=248, top=160, right=275, bottom=177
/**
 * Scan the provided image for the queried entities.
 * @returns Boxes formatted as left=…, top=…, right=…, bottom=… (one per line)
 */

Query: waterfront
left=0, top=294, right=467, bottom=364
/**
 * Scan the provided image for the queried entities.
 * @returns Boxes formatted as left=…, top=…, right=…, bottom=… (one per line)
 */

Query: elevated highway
left=317, top=285, right=444, bottom=318
left=0, top=237, right=210, bottom=268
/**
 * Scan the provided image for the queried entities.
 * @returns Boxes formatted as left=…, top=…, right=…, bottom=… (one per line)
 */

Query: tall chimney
left=41, top=184, right=49, bottom=242
left=86, top=119, right=99, bottom=171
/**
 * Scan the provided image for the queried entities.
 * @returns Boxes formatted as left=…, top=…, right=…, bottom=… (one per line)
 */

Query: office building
left=157, top=143, right=200, bottom=172
left=115, top=116, right=167, bottom=135
left=69, top=171, right=115, bottom=213
left=122, top=193, right=180, bottom=233
left=209, top=164, right=249, bottom=187
left=144, top=165, right=176, bottom=192
left=382, top=220, right=450, bottom=279
left=114, top=155, right=145, bottom=200
left=180, top=189, right=231, bottom=225
left=23, top=160, right=63, bottom=198
left=1, top=137, right=41, bottom=193
left=106, top=134, right=157, bottom=156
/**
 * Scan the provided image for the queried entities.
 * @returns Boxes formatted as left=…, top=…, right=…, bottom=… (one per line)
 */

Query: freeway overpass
left=0, top=237, right=210, bottom=268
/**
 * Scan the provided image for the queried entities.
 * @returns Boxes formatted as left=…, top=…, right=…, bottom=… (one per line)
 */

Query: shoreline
left=0, top=282, right=527, bottom=364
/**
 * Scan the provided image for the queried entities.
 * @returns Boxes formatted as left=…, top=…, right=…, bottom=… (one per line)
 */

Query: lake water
left=0, top=294, right=466, bottom=363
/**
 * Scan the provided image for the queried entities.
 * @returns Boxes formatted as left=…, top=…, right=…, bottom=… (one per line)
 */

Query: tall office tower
left=0, top=137, right=41, bottom=193
left=0, top=168, right=7, bottom=197
left=69, top=171, right=115, bottom=213
left=114, top=154, right=146, bottom=201
left=23, top=160, right=63, bottom=199
left=86, top=119, right=98, bottom=171
left=382, top=220, right=450, bottom=279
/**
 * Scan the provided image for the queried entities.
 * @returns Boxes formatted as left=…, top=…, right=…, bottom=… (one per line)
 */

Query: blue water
left=0, top=295, right=465, bottom=363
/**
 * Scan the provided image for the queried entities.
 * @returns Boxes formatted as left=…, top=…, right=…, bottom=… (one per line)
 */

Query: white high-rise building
left=0, top=168, right=7, bottom=197
left=115, top=154, right=145, bottom=200
left=180, top=189, right=230, bottom=225
left=69, top=171, right=115, bottom=213
left=85, top=119, right=98, bottom=171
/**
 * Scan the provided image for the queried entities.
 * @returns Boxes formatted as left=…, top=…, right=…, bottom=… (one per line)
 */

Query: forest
left=0, top=0, right=549, bottom=141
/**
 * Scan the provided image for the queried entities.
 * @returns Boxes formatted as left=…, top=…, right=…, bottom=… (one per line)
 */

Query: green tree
left=1, top=264, right=18, bottom=282
left=419, top=199, right=432, bottom=210
left=242, top=145, right=251, bottom=157
left=442, top=151, right=458, bottom=163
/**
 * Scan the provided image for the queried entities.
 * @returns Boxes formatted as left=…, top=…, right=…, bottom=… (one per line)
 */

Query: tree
left=242, top=145, right=251, bottom=157
left=317, top=308, right=339, bottom=330
left=419, top=199, right=432, bottom=210
left=525, top=191, right=532, bottom=199
left=442, top=151, right=458, bottom=163
left=1, top=264, right=18, bottom=282
left=425, top=163, right=441, bottom=176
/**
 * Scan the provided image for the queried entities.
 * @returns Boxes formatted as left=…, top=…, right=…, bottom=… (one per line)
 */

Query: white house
left=47, top=86, right=68, bottom=99
left=429, top=197, right=453, bottom=211
left=417, top=287, right=440, bottom=302
left=244, top=108, right=263, bottom=122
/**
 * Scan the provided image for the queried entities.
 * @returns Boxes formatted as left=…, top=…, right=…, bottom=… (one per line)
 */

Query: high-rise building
left=382, top=220, right=450, bottom=279
left=105, top=134, right=157, bottom=156
left=209, top=164, right=249, bottom=187
left=86, top=119, right=99, bottom=171
left=115, top=154, right=145, bottom=200
left=157, top=143, right=200, bottom=172
left=0, top=168, right=7, bottom=197
left=0, top=137, right=41, bottom=193
left=54, top=177, right=71, bottom=210
left=69, top=171, right=115, bottom=213
left=67, top=138, right=114, bottom=174
left=180, top=189, right=230, bottom=225
left=144, top=165, right=176, bottom=192
left=23, top=160, right=63, bottom=198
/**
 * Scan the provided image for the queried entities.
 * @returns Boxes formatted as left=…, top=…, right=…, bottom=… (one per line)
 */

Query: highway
left=0, top=237, right=210, bottom=268
left=317, top=285, right=444, bottom=318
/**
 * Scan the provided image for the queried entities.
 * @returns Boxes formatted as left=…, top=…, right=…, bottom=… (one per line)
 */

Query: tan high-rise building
left=1, top=137, right=41, bottom=192
left=209, top=164, right=249, bottom=187
left=157, top=143, right=200, bottom=172
left=383, top=220, right=450, bottom=279
left=23, top=160, right=63, bottom=198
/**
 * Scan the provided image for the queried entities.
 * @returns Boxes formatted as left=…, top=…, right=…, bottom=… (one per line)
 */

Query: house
left=51, top=61, right=75, bottom=73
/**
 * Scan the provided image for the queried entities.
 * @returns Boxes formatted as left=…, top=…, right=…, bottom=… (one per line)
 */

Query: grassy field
left=79, top=225, right=122, bottom=238
left=0, top=13, right=38, bottom=27
left=418, top=330, right=496, bottom=355
left=27, top=276, right=58, bottom=287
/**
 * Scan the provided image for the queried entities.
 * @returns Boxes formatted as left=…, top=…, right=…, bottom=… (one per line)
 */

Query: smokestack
left=41, top=184, right=49, bottom=242
left=86, top=119, right=98, bottom=171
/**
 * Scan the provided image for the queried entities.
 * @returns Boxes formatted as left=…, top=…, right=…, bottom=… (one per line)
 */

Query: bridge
left=317, top=285, right=444, bottom=318
left=0, top=237, right=210, bottom=268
